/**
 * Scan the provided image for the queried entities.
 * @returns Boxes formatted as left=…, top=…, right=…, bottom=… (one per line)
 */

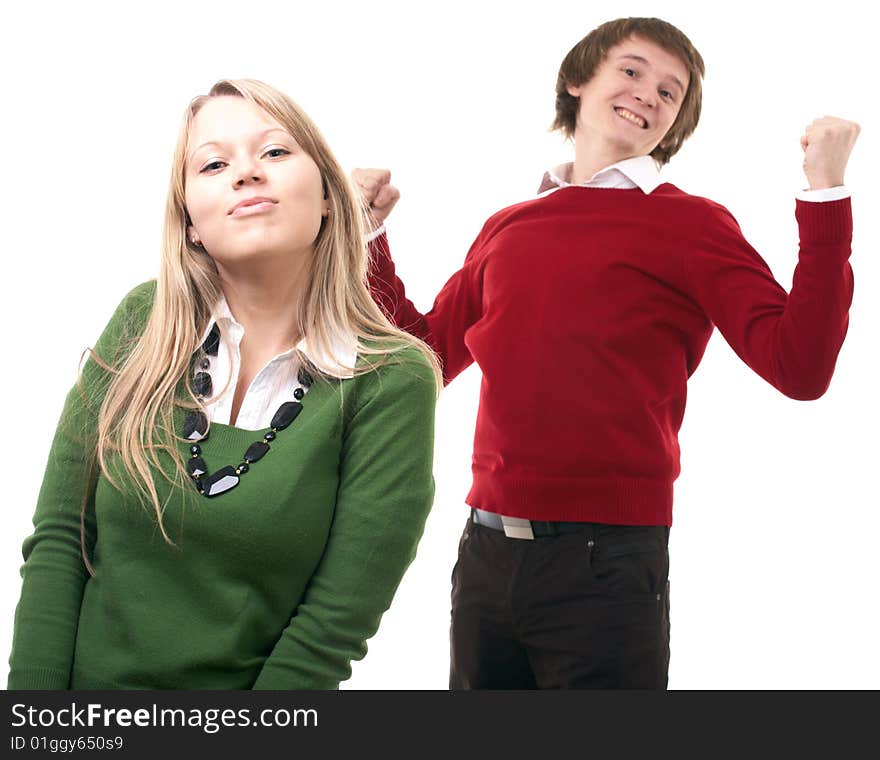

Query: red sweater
left=368, top=184, right=853, bottom=525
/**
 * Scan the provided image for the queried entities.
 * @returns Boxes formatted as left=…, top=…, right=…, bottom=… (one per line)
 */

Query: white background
left=1, top=0, right=876, bottom=690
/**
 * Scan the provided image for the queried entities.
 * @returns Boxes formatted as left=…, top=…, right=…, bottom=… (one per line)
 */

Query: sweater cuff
left=795, top=196, right=852, bottom=245
left=367, top=230, right=394, bottom=271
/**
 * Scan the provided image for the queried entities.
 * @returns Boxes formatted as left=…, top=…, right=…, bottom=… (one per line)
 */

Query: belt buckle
left=501, top=516, right=535, bottom=540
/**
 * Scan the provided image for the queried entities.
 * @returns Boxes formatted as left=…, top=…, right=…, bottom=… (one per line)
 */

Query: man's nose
left=633, top=88, right=656, bottom=108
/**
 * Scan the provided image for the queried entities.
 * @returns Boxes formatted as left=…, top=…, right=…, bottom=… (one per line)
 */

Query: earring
left=190, top=235, right=201, bottom=246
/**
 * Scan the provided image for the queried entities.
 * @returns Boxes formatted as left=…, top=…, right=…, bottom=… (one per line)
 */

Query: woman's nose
left=233, top=158, right=265, bottom=186
left=234, top=172, right=263, bottom=187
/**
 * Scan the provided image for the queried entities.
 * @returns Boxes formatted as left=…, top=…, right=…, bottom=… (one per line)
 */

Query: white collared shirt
left=196, top=296, right=359, bottom=430
left=538, top=155, right=665, bottom=194
left=536, top=154, right=850, bottom=202
left=367, top=156, right=851, bottom=245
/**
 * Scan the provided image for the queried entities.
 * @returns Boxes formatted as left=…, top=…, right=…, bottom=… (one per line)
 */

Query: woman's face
left=184, top=96, right=327, bottom=269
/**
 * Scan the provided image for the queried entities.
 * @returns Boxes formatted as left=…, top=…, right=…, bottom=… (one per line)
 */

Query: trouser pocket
left=450, top=516, right=473, bottom=585
left=586, top=528, right=669, bottom=600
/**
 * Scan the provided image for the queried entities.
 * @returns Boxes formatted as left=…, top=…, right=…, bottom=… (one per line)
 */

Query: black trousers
left=449, top=516, right=670, bottom=689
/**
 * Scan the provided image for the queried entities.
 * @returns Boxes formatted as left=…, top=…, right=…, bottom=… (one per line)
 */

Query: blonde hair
left=86, top=79, right=440, bottom=560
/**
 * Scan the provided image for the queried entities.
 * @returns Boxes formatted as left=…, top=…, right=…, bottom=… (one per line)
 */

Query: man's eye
left=200, top=161, right=226, bottom=173
left=264, top=148, right=291, bottom=158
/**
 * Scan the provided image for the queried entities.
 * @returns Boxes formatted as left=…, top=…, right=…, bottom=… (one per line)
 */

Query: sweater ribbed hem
left=7, top=666, right=70, bottom=690
left=466, top=473, right=673, bottom=526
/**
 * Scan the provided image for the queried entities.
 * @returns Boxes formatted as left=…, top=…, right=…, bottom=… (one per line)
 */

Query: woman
left=7, top=79, right=441, bottom=690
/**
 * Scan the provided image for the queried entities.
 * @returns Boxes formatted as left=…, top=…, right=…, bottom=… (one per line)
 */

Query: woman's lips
left=229, top=200, right=277, bottom=217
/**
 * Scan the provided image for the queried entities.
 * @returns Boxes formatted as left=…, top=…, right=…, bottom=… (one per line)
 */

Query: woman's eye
left=264, top=148, right=290, bottom=159
left=200, top=161, right=226, bottom=173
left=660, top=90, right=673, bottom=100
left=624, top=68, right=636, bottom=77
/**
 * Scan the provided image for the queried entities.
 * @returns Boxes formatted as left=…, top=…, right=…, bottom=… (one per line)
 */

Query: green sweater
left=7, top=282, right=437, bottom=690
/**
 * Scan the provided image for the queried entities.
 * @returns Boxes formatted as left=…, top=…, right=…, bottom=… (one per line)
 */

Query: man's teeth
left=616, top=108, right=646, bottom=128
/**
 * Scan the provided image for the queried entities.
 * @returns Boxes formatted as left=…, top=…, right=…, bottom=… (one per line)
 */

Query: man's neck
left=570, top=131, right=646, bottom=185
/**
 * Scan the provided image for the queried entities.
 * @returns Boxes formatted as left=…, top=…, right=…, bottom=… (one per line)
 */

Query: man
left=355, top=17, right=859, bottom=688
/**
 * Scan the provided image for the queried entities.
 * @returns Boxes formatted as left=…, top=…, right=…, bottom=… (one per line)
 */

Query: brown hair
left=552, top=17, right=705, bottom=165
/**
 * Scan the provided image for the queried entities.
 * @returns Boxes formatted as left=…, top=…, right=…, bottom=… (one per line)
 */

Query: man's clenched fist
left=352, top=168, right=401, bottom=229
left=800, top=117, right=860, bottom=190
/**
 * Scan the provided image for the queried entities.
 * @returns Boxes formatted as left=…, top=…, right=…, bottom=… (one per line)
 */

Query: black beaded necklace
left=182, top=324, right=313, bottom=498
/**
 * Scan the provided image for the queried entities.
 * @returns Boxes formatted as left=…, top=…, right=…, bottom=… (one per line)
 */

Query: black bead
left=293, top=387, right=305, bottom=401
left=236, top=462, right=250, bottom=474
left=264, top=431, right=277, bottom=442
left=244, top=441, right=270, bottom=463
left=183, top=411, right=209, bottom=442
left=187, top=456, right=207, bottom=477
left=271, top=401, right=303, bottom=430
left=189, top=444, right=201, bottom=456
left=200, top=358, right=210, bottom=370
left=202, top=325, right=220, bottom=356
left=193, top=372, right=212, bottom=397
left=202, top=466, right=240, bottom=497
left=298, top=367, right=313, bottom=387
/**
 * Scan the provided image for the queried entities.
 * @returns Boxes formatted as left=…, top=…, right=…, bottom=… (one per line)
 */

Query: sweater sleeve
left=251, top=349, right=437, bottom=689
left=367, top=230, right=485, bottom=383
left=684, top=198, right=853, bottom=400
left=6, top=282, right=155, bottom=689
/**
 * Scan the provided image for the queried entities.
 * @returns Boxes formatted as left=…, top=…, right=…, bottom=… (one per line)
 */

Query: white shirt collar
left=199, top=295, right=359, bottom=379
left=537, top=155, right=664, bottom=196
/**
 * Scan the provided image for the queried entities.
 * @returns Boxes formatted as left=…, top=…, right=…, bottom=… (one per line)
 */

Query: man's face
left=567, top=36, right=689, bottom=161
